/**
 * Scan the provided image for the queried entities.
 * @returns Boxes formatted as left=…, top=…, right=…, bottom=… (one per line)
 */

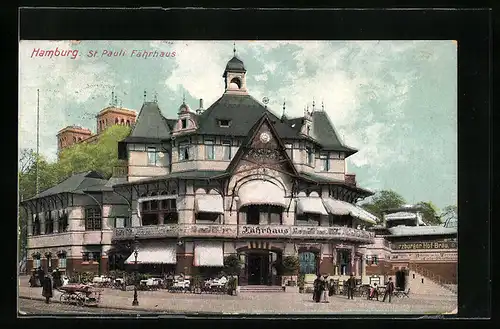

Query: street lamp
left=132, top=235, right=139, bottom=306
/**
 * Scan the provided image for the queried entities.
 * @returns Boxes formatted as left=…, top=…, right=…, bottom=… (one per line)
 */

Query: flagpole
left=36, top=89, right=40, bottom=195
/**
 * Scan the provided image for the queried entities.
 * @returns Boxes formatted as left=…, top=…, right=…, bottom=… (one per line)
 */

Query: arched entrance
left=237, top=244, right=283, bottom=286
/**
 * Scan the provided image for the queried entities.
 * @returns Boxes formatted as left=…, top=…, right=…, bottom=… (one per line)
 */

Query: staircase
left=240, top=285, right=285, bottom=293
left=408, top=263, right=457, bottom=296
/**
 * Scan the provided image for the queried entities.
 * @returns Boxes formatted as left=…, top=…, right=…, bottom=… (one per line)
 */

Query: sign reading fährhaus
left=240, top=225, right=290, bottom=235
left=394, top=241, right=458, bottom=250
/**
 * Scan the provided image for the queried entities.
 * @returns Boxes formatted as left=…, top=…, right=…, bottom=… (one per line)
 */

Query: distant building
left=363, top=204, right=457, bottom=292
left=57, top=106, right=137, bottom=154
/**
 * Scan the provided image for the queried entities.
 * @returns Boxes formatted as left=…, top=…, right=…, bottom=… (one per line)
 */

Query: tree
left=360, top=189, right=406, bottom=220
left=440, top=205, right=458, bottom=227
left=416, top=201, right=441, bottom=226
left=57, top=125, right=131, bottom=179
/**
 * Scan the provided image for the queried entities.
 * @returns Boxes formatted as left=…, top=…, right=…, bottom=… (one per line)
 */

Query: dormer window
left=218, top=119, right=231, bottom=128
left=181, top=119, right=187, bottom=129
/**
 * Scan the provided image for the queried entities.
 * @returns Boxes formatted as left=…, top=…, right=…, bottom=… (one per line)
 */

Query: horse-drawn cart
left=58, top=284, right=103, bottom=307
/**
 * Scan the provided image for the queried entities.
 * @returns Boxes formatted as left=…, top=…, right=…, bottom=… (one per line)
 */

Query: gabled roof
left=123, top=102, right=171, bottom=142
left=312, top=111, right=357, bottom=156
left=23, top=171, right=108, bottom=201
left=195, top=93, right=304, bottom=140
left=225, top=112, right=299, bottom=177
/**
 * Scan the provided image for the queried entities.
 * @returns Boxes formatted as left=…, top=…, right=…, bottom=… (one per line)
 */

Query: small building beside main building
left=21, top=52, right=457, bottom=290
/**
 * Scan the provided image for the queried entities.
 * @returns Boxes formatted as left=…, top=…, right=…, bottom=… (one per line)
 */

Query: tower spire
left=182, top=91, right=186, bottom=104
left=111, top=91, right=115, bottom=106
left=282, top=99, right=286, bottom=118
left=233, top=42, right=236, bottom=56
left=322, top=100, right=324, bottom=111
left=312, top=99, right=315, bottom=111
left=143, top=90, right=147, bottom=102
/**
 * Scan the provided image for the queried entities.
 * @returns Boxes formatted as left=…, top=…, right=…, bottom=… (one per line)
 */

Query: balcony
left=113, top=224, right=375, bottom=243
left=239, top=225, right=375, bottom=243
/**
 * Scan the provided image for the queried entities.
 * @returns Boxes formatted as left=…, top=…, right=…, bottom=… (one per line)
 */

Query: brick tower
left=96, top=106, right=137, bottom=134
left=57, top=126, right=92, bottom=152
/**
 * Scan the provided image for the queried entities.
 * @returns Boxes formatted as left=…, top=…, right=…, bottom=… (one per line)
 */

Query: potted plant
left=282, top=255, right=300, bottom=285
left=224, top=255, right=241, bottom=294
left=191, top=274, right=203, bottom=294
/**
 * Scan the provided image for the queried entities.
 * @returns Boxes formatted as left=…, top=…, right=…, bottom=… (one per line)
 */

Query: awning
left=193, top=241, right=224, bottom=267
left=323, top=198, right=377, bottom=225
left=195, top=194, right=224, bottom=214
left=296, top=197, right=328, bottom=216
left=322, top=198, right=352, bottom=216
left=125, top=242, right=177, bottom=264
left=238, top=180, right=286, bottom=208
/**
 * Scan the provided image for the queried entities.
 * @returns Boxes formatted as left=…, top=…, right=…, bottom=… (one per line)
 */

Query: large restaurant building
left=109, top=53, right=379, bottom=285
left=21, top=52, right=457, bottom=290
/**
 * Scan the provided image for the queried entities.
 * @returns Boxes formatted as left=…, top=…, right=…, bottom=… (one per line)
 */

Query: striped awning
left=296, top=197, right=328, bottom=216
left=238, top=180, right=286, bottom=208
left=195, top=194, right=224, bottom=214
left=125, top=242, right=177, bottom=264
left=323, top=198, right=378, bottom=225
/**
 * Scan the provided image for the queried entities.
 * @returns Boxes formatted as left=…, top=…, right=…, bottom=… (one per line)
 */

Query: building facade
left=21, top=172, right=129, bottom=275
left=21, top=53, right=457, bottom=290
left=109, top=54, right=380, bottom=285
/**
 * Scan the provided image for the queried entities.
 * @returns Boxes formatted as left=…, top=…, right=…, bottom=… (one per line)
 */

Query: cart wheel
left=60, top=293, right=70, bottom=303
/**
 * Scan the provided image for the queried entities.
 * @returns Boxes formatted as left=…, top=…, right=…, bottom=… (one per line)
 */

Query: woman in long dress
left=42, top=275, right=53, bottom=304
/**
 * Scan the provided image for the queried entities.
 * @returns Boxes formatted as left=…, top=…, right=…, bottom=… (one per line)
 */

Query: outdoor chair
left=401, top=288, right=410, bottom=298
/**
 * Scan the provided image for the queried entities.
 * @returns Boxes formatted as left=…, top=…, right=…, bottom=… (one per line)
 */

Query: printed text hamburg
left=31, top=47, right=176, bottom=59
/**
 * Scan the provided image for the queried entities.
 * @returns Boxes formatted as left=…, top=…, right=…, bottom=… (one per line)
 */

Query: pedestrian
left=328, top=279, right=335, bottom=297
left=382, top=277, right=395, bottom=303
left=37, top=267, right=45, bottom=287
left=321, top=275, right=330, bottom=303
left=53, top=268, right=62, bottom=289
left=313, top=275, right=322, bottom=303
left=346, top=273, right=356, bottom=300
left=42, top=274, right=53, bottom=304
left=368, top=283, right=379, bottom=301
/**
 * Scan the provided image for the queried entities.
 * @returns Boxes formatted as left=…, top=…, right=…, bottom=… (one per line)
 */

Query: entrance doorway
left=247, top=253, right=270, bottom=285
left=242, top=250, right=281, bottom=285
left=395, top=270, right=407, bottom=290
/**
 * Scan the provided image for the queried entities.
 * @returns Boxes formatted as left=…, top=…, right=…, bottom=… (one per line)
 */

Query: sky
left=18, top=40, right=457, bottom=211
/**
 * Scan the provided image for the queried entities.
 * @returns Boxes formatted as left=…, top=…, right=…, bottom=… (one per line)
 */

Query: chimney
left=196, top=98, right=204, bottom=115
left=345, top=173, right=356, bottom=187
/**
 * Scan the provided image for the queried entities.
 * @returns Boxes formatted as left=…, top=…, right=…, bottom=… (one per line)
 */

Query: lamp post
left=132, top=235, right=139, bottom=306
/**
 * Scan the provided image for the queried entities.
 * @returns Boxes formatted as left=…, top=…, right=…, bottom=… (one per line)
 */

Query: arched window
left=115, top=118, right=119, bottom=124
left=121, top=119, right=125, bottom=125
left=126, top=120, right=130, bottom=126
left=73, top=137, right=76, bottom=143
left=299, top=251, right=318, bottom=275
left=230, top=77, right=241, bottom=88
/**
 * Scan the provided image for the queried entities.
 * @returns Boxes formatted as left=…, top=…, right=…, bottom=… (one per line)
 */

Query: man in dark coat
left=313, top=275, right=322, bottom=302
left=37, top=267, right=45, bottom=287
left=42, top=275, right=53, bottom=304
left=382, top=277, right=395, bottom=303
left=52, top=268, right=62, bottom=289
left=346, top=273, right=356, bottom=299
